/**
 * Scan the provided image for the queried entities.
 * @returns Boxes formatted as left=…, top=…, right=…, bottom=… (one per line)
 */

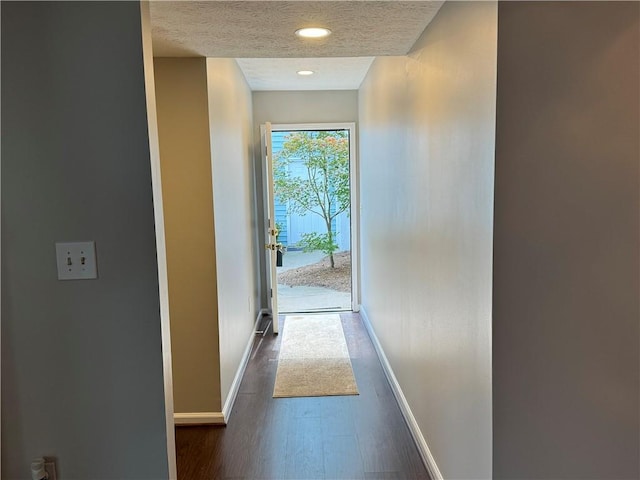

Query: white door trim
left=139, top=3, right=178, bottom=478
left=260, top=123, right=280, bottom=332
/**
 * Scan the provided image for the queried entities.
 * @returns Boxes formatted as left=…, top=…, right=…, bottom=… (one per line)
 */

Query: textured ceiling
left=150, top=1, right=444, bottom=90
left=235, top=57, right=375, bottom=90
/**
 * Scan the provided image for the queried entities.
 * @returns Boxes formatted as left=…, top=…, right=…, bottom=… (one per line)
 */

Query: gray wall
left=1, top=2, right=169, bottom=478
left=252, top=90, right=358, bottom=127
left=252, top=90, right=358, bottom=308
left=493, top=2, right=639, bottom=478
left=358, top=2, right=497, bottom=478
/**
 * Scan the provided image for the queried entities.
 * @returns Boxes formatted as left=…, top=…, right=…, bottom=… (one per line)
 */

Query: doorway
left=263, top=123, right=359, bottom=322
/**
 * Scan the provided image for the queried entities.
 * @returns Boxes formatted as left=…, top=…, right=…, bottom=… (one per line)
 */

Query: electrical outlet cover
left=55, top=241, right=98, bottom=280
left=44, top=461, right=57, bottom=480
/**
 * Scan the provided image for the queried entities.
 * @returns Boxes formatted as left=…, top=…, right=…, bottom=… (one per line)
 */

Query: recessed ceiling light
left=295, top=27, right=331, bottom=39
left=297, top=70, right=314, bottom=76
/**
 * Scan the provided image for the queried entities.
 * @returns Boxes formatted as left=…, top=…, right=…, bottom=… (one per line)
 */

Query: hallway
left=175, top=313, right=430, bottom=479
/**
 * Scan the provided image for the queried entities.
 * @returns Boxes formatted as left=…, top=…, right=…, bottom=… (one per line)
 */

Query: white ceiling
left=150, top=1, right=444, bottom=91
left=235, top=57, right=375, bottom=90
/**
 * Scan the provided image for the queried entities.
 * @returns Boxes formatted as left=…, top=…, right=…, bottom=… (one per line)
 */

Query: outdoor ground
left=278, top=251, right=351, bottom=292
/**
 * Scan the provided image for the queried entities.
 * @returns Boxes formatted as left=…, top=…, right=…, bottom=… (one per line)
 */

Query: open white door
left=262, top=122, right=280, bottom=334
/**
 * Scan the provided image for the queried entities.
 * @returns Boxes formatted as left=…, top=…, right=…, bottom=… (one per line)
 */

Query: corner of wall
left=359, top=307, right=443, bottom=480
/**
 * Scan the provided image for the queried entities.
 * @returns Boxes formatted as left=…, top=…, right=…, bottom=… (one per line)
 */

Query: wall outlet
left=44, top=460, right=57, bottom=480
left=55, top=241, right=98, bottom=280
left=30, top=457, right=56, bottom=480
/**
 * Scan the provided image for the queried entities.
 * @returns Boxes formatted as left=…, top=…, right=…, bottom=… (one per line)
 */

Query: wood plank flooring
left=175, top=312, right=431, bottom=480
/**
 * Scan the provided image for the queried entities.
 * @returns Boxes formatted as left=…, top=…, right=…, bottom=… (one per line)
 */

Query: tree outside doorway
left=272, top=129, right=352, bottom=312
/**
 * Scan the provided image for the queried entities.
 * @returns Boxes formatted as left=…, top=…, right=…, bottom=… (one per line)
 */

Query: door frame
left=140, top=3, right=177, bottom=478
left=264, top=122, right=360, bottom=313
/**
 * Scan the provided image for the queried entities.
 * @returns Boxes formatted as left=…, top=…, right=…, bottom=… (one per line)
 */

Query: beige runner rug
left=273, top=314, right=359, bottom=398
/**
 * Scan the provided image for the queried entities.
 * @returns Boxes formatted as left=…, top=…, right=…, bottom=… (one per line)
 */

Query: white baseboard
left=221, top=309, right=263, bottom=423
left=359, top=306, right=444, bottom=480
left=175, top=311, right=263, bottom=427
left=174, top=412, right=225, bottom=425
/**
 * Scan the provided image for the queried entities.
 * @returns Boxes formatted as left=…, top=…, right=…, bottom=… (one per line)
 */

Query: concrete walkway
left=277, top=283, right=351, bottom=313
left=276, top=250, right=351, bottom=312
left=276, top=249, right=325, bottom=272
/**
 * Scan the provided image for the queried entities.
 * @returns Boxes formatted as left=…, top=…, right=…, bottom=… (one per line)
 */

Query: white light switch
left=55, top=241, right=98, bottom=280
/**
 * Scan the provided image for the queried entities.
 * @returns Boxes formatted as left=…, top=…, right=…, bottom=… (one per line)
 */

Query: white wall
left=206, top=59, right=259, bottom=406
left=1, top=2, right=169, bottom=478
left=253, top=90, right=358, bottom=127
left=358, top=2, right=497, bottom=478
left=252, top=90, right=358, bottom=307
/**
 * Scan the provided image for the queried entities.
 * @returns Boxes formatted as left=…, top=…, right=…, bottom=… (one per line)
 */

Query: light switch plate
left=55, top=241, right=98, bottom=280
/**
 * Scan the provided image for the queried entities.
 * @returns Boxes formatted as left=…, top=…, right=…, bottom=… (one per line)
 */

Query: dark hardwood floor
left=175, top=312, right=431, bottom=480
